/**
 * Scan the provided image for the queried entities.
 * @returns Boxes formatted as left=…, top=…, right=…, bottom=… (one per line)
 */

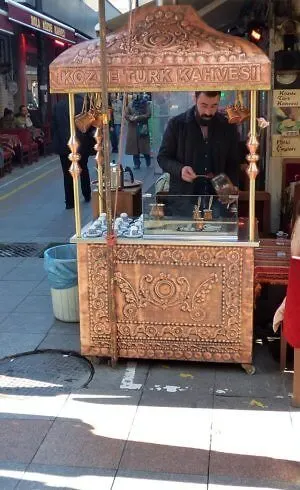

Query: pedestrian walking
left=125, top=93, right=151, bottom=170
left=111, top=92, right=123, bottom=151
left=52, top=95, right=93, bottom=209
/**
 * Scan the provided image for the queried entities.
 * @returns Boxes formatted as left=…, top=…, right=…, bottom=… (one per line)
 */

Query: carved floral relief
left=83, top=243, right=253, bottom=362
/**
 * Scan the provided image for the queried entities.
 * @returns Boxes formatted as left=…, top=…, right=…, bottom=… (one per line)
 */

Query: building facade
left=0, top=0, right=120, bottom=125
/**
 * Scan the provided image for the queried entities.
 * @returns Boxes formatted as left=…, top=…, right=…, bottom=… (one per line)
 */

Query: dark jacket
left=157, top=107, right=240, bottom=195
left=52, top=95, right=95, bottom=156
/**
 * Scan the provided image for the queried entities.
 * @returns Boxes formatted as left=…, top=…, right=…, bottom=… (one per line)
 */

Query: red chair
left=0, top=129, right=39, bottom=165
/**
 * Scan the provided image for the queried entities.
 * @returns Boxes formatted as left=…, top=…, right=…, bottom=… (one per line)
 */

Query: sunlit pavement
left=0, top=155, right=299, bottom=489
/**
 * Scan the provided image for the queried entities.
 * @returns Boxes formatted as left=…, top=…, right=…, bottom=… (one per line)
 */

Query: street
left=0, top=155, right=299, bottom=489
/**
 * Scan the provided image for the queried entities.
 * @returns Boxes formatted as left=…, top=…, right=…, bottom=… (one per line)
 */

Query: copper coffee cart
left=49, top=4, right=271, bottom=372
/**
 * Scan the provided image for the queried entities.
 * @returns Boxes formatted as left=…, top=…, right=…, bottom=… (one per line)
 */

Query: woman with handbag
left=125, top=93, right=151, bottom=170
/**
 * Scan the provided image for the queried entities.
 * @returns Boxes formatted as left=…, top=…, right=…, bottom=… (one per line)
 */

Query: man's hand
left=181, top=166, right=196, bottom=182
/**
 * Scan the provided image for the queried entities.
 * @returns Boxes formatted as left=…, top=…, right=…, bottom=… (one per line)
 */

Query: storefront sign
left=273, top=90, right=300, bottom=107
left=6, top=0, right=75, bottom=43
left=272, top=134, right=300, bottom=157
left=0, top=11, right=14, bottom=35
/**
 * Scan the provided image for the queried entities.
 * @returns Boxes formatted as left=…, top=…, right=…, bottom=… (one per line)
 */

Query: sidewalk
left=0, top=155, right=299, bottom=489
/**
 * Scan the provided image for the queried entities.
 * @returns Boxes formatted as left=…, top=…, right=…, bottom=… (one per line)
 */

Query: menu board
left=272, top=89, right=300, bottom=157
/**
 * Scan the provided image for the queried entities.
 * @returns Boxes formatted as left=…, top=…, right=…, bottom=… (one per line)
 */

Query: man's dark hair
left=195, top=91, right=221, bottom=99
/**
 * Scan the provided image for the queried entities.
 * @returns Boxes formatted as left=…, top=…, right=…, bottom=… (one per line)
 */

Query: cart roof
left=49, top=4, right=271, bottom=93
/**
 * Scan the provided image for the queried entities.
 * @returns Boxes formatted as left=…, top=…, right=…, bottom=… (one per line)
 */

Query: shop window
left=25, top=35, right=38, bottom=110
left=0, top=34, right=11, bottom=72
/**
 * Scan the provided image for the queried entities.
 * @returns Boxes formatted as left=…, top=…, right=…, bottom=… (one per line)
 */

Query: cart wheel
left=241, top=363, right=256, bottom=375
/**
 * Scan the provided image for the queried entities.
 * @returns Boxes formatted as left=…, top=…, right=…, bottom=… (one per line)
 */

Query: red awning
left=6, top=0, right=76, bottom=43
left=0, top=11, right=14, bottom=35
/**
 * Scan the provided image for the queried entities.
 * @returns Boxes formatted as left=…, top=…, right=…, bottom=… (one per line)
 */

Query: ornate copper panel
left=49, top=5, right=271, bottom=93
left=78, top=242, right=254, bottom=364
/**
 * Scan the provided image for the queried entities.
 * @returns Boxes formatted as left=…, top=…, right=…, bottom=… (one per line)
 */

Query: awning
left=75, top=32, right=91, bottom=42
left=0, top=9, right=14, bottom=35
left=5, top=0, right=76, bottom=43
left=50, top=4, right=271, bottom=93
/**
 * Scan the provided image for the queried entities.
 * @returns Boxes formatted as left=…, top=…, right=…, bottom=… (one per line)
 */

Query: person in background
left=108, top=94, right=118, bottom=154
left=0, top=108, right=15, bottom=129
left=125, top=93, right=151, bottom=170
left=14, top=104, right=44, bottom=154
left=52, top=95, right=93, bottom=210
left=273, top=204, right=300, bottom=332
left=111, top=93, right=123, bottom=151
left=15, top=105, right=33, bottom=128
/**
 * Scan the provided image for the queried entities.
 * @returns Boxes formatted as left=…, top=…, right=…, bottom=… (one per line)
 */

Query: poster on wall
left=272, top=89, right=300, bottom=157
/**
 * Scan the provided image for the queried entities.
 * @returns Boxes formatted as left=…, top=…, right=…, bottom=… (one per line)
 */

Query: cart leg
left=241, top=363, right=256, bottom=375
left=292, top=348, right=300, bottom=408
left=109, top=357, right=118, bottom=368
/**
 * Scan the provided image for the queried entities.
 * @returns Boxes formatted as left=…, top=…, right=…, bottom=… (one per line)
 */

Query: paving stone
left=4, top=261, right=46, bottom=282
left=120, top=404, right=211, bottom=474
left=0, top=281, right=40, bottom=296
left=14, top=296, right=53, bottom=314
left=214, top=344, right=289, bottom=398
left=113, top=470, right=207, bottom=489
left=31, top=278, right=51, bottom=296
left=0, top=462, right=26, bottom=490
left=57, top=392, right=139, bottom=439
left=0, top=314, right=8, bottom=324
left=49, top=320, right=80, bottom=336
left=0, top=333, right=46, bottom=359
left=38, top=333, right=80, bottom=352
left=0, top=296, right=33, bottom=314
left=0, top=259, right=25, bottom=280
left=17, top=464, right=115, bottom=490
left=85, top=360, right=149, bottom=392
left=32, top=419, right=125, bottom=469
left=0, top=394, right=69, bottom=420
left=144, top=361, right=215, bottom=396
left=0, top=312, right=55, bottom=334
left=209, top=395, right=299, bottom=485
left=208, top=476, right=300, bottom=490
left=141, top=389, right=213, bottom=409
left=0, top=419, right=52, bottom=463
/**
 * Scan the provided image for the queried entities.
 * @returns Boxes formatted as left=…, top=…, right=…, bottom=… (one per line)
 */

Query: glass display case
left=143, top=194, right=239, bottom=241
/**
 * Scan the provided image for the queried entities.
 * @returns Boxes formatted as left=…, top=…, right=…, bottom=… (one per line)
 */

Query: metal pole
left=247, top=90, right=259, bottom=242
left=68, top=93, right=82, bottom=238
left=98, top=0, right=118, bottom=364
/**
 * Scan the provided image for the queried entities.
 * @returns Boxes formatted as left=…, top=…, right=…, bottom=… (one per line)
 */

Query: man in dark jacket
left=157, top=91, right=240, bottom=198
left=52, top=95, right=93, bottom=209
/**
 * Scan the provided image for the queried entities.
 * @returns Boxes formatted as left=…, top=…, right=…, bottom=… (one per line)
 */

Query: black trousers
left=60, top=153, right=91, bottom=206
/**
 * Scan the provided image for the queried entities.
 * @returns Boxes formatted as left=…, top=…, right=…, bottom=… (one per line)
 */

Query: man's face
left=195, top=93, right=220, bottom=120
left=21, top=106, right=28, bottom=116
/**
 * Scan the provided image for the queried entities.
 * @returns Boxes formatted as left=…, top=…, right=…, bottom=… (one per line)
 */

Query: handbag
left=75, top=95, right=95, bottom=133
left=138, top=122, right=149, bottom=137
